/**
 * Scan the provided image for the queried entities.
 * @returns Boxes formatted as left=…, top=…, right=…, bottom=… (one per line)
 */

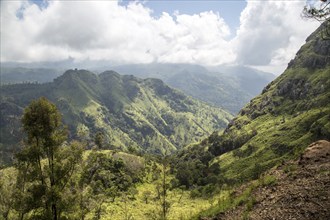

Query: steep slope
left=197, top=24, right=330, bottom=182
left=112, top=64, right=275, bottom=114
left=164, top=70, right=251, bottom=114
left=0, top=63, right=275, bottom=114
left=204, top=140, right=330, bottom=220
left=0, top=70, right=232, bottom=164
left=208, top=65, right=276, bottom=95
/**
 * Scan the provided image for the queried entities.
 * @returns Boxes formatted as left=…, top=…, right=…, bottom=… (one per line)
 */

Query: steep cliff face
left=204, top=24, right=330, bottom=181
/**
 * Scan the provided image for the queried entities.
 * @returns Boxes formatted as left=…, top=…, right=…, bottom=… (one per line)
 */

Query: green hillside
left=0, top=70, right=232, bottom=164
left=199, top=23, right=330, bottom=183
left=1, top=63, right=275, bottom=114
left=112, top=64, right=275, bottom=114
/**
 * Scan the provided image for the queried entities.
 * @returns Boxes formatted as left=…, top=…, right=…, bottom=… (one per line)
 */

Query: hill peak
left=288, top=23, right=330, bottom=70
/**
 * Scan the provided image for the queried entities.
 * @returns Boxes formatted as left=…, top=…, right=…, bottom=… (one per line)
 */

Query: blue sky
left=30, top=0, right=247, bottom=34
left=2, top=0, right=320, bottom=74
left=120, top=0, right=247, bottom=32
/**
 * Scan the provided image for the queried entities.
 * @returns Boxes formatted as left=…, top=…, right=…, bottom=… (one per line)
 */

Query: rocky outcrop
left=289, top=23, right=330, bottom=70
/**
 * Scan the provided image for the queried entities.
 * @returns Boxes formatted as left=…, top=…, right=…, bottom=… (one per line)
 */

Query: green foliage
left=81, top=151, right=137, bottom=197
left=259, top=175, right=277, bottom=187
left=195, top=24, right=330, bottom=184
left=0, top=168, right=17, bottom=219
left=283, top=164, right=298, bottom=175
left=11, top=98, right=84, bottom=220
left=94, top=131, right=105, bottom=149
left=172, top=145, right=222, bottom=190
left=0, top=70, right=232, bottom=164
left=302, top=1, right=329, bottom=39
left=193, top=181, right=259, bottom=220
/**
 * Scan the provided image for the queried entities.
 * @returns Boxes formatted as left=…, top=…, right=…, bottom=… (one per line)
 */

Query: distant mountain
left=207, top=65, right=276, bottom=95
left=111, top=64, right=276, bottom=114
left=1, top=63, right=275, bottom=114
left=0, top=67, right=63, bottom=84
left=0, top=70, right=232, bottom=164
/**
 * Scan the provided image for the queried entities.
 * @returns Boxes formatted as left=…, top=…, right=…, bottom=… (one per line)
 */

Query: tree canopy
left=16, top=97, right=83, bottom=220
left=303, top=0, right=330, bottom=39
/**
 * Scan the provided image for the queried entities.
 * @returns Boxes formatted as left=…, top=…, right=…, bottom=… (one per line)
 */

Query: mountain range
left=1, top=63, right=275, bottom=114
left=0, top=19, right=329, bottom=220
left=109, top=64, right=276, bottom=114
left=0, top=70, right=232, bottom=164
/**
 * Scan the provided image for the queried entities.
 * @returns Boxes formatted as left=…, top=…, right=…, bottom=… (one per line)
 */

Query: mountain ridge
left=0, top=69, right=232, bottom=164
left=1, top=63, right=275, bottom=114
left=176, top=22, right=330, bottom=189
left=111, top=64, right=276, bottom=113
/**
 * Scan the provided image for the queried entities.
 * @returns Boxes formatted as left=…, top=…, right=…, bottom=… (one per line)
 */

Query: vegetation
left=0, top=70, right=232, bottom=165
left=182, top=24, right=330, bottom=187
left=0, top=15, right=329, bottom=220
left=303, top=0, right=330, bottom=39
left=4, top=98, right=83, bottom=219
left=2, top=64, right=275, bottom=114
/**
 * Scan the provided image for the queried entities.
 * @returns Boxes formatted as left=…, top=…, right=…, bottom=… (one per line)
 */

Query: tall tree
left=94, top=131, right=104, bottom=149
left=16, top=97, right=83, bottom=220
left=159, top=155, right=171, bottom=220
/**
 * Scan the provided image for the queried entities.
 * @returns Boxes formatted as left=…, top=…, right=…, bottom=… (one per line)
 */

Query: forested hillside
left=0, top=70, right=232, bottom=164
left=0, top=3, right=329, bottom=220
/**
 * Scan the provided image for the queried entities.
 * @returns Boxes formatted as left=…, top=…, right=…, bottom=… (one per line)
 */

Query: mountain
left=0, top=67, right=63, bottom=84
left=207, top=65, right=276, bottom=95
left=1, top=63, right=275, bottom=114
left=0, top=70, right=232, bottom=164
left=111, top=63, right=276, bottom=114
left=199, top=23, right=330, bottom=183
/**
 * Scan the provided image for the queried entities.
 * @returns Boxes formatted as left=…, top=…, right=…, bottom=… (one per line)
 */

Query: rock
left=299, top=140, right=330, bottom=164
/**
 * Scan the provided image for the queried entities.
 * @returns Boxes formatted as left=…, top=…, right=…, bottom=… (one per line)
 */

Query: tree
left=142, top=190, right=152, bottom=204
left=94, top=131, right=104, bottom=149
left=159, top=155, right=171, bottom=220
left=303, top=0, right=330, bottom=39
left=0, top=168, right=17, bottom=220
left=15, top=97, right=83, bottom=220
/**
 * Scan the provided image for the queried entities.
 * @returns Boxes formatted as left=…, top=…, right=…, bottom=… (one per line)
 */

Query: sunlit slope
left=0, top=70, right=232, bottom=163
left=203, top=24, right=330, bottom=181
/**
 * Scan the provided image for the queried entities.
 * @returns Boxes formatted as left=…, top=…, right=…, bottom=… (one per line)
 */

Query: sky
left=0, top=0, right=321, bottom=75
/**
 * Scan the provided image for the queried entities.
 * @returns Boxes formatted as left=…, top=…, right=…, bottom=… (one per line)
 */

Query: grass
left=99, top=184, right=216, bottom=220
left=193, top=180, right=260, bottom=220
left=259, top=175, right=277, bottom=187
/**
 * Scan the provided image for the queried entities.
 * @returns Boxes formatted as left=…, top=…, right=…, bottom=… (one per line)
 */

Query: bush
left=260, top=175, right=277, bottom=186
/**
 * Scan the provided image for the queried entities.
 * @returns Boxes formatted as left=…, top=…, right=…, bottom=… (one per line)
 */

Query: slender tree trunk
left=52, top=203, right=57, bottom=220
left=162, top=160, right=167, bottom=220
left=50, top=145, right=57, bottom=220
left=35, top=137, right=45, bottom=186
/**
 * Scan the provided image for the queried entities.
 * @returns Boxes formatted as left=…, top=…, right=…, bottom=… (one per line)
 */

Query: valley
left=0, top=4, right=330, bottom=220
left=0, top=70, right=232, bottom=164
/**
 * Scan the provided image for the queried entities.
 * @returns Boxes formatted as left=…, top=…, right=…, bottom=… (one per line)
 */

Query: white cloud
left=0, top=0, right=321, bottom=73
left=234, top=0, right=319, bottom=71
left=0, top=0, right=234, bottom=65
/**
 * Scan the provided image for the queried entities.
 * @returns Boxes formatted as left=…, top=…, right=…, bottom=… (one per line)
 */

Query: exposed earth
left=207, top=140, right=330, bottom=220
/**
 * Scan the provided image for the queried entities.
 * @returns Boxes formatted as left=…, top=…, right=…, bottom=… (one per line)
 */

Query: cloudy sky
left=0, top=0, right=320, bottom=74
